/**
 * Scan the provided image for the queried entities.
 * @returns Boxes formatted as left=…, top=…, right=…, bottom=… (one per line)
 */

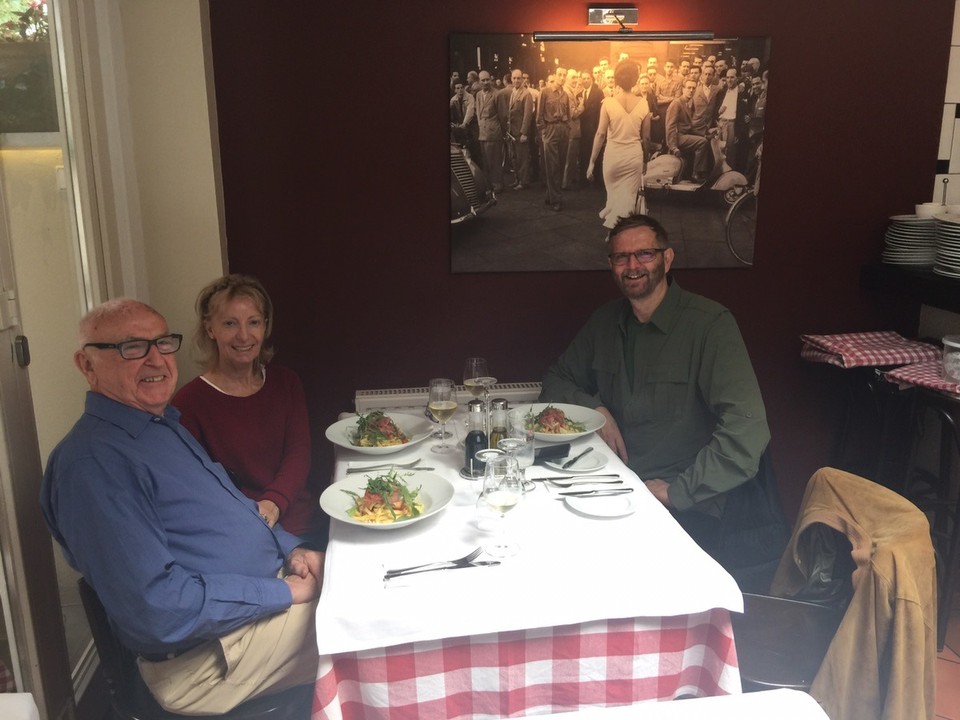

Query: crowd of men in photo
left=449, top=52, right=767, bottom=209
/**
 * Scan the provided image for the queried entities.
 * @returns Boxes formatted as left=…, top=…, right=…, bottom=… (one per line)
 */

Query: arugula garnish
left=342, top=468, right=423, bottom=520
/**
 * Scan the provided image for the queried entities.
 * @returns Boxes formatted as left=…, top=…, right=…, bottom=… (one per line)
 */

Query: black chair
left=731, top=524, right=853, bottom=692
left=733, top=468, right=937, bottom=719
left=714, top=450, right=791, bottom=594
left=78, top=578, right=313, bottom=720
left=901, top=387, right=960, bottom=650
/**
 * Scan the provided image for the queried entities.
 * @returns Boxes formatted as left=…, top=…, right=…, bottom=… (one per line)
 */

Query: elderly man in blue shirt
left=41, top=298, right=323, bottom=715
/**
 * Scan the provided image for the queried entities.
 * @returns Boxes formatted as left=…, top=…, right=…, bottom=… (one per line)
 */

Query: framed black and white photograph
left=449, top=34, right=770, bottom=272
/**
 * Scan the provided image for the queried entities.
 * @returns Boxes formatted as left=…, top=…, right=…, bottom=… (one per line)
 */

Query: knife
left=531, top=473, right=620, bottom=482
left=561, top=446, right=594, bottom=470
left=558, top=488, right=635, bottom=497
left=383, top=560, right=501, bottom=580
left=346, top=466, right=435, bottom=474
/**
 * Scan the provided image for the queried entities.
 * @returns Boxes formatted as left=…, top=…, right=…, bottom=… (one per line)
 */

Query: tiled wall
left=926, top=1, right=960, bottom=340
left=937, top=1, right=960, bottom=202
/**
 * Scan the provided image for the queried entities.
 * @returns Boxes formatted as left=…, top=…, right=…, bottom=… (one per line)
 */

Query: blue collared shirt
left=41, top=392, right=301, bottom=655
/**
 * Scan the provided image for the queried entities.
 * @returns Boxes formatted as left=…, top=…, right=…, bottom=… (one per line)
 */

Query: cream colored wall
left=117, top=0, right=225, bottom=383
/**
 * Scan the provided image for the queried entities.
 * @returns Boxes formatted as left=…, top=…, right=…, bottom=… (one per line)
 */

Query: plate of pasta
left=319, top=470, right=455, bottom=529
left=324, top=411, right=434, bottom=455
left=514, top=403, right=606, bottom=443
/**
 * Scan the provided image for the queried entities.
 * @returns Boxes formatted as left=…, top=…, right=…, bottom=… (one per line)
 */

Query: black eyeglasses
left=608, top=249, right=666, bottom=265
left=83, top=333, right=183, bottom=360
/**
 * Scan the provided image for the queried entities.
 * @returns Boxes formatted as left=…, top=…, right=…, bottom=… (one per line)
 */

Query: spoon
left=561, top=446, right=594, bottom=469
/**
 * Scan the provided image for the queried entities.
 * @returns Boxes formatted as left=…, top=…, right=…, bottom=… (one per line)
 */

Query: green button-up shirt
left=540, top=281, right=770, bottom=516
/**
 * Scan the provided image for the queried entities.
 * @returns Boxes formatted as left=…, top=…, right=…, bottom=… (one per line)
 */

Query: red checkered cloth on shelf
left=800, top=331, right=941, bottom=369
left=884, top=358, right=960, bottom=396
left=312, top=609, right=739, bottom=720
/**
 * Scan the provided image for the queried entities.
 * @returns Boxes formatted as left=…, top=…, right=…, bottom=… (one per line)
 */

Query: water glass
left=479, top=454, right=522, bottom=557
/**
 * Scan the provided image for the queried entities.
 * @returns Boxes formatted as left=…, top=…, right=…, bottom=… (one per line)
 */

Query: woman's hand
left=258, top=499, right=280, bottom=527
left=586, top=161, right=595, bottom=181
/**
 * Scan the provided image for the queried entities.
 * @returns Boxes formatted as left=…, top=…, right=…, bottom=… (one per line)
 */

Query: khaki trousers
left=138, top=601, right=318, bottom=715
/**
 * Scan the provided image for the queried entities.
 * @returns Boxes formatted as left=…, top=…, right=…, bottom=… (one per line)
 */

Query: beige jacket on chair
left=770, top=467, right=937, bottom=720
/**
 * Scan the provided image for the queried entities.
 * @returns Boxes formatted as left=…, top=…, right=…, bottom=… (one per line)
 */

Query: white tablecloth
left=315, top=432, right=742, bottom=656
left=0, top=694, right=40, bottom=720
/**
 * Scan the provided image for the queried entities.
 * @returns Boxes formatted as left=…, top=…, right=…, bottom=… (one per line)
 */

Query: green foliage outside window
left=1, top=0, right=48, bottom=42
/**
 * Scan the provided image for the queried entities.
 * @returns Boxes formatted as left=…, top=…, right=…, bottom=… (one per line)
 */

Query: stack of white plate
left=935, top=215, right=960, bottom=278
left=881, top=215, right=937, bottom=266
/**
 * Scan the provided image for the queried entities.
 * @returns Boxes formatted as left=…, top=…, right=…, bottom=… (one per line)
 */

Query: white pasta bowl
left=512, top=402, right=606, bottom=443
left=319, top=471, right=454, bottom=529
left=324, top=412, right=434, bottom=455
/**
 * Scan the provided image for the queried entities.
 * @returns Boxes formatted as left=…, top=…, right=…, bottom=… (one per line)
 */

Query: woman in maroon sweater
left=173, top=274, right=321, bottom=543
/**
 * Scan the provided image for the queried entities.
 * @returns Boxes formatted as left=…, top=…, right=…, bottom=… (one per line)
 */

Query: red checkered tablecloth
left=884, top=358, right=960, bottom=395
left=311, top=609, right=739, bottom=720
left=800, top=331, right=941, bottom=369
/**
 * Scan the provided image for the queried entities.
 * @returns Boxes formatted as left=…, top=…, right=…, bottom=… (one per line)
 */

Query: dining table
left=311, top=411, right=744, bottom=719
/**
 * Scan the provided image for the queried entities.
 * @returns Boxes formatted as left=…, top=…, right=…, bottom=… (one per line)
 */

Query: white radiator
left=354, top=382, right=542, bottom=412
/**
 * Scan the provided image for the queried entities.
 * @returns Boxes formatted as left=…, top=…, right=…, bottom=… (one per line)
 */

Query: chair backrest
left=771, top=467, right=937, bottom=720
left=77, top=577, right=150, bottom=715
left=715, top=449, right=790, bottom=593
left=77, top=578, right=314, bottom=720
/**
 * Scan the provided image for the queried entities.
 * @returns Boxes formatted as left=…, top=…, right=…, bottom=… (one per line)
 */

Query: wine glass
left=425, top=377, right=452, bottom=439
left=463, top=357, right=497, bottom=434
left=427, top=378, right=458, bottom=454
left=480, top=454, right=523, bottom=557
left=463, top=357, right=497, bottom=404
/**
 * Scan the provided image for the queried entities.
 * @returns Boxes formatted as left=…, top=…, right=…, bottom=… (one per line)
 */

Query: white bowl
left=319, top=471, right=454, bottom=529
left=324, top=412, right=434, bottom=455
left=512, top=402, right=606, bottom=443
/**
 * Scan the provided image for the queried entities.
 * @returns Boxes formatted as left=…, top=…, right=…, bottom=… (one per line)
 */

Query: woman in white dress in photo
left=587, top=60, right=649, bottom=229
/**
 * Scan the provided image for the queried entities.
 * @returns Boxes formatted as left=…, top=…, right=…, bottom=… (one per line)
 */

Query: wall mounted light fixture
left=588, top=7, right=639, bottom=26
left=536, top=6, right=713, bottom=42
left=534, top=30, right=715, bottom=41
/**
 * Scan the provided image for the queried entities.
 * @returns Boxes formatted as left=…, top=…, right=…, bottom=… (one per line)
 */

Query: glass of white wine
left=427, top=378, right=458, bottom=454
left=480, top=454, right=523, bottom=557
left=425, top=377, right=452, bottom=439
left=463, top=357, right=497, bottom=404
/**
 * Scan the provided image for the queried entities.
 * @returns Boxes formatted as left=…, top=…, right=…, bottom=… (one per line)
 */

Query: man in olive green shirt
left=541, top=214, right=770, bottom=545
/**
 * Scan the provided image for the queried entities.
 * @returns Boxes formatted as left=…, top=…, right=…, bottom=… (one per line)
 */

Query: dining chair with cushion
left=78, top=578, right=313, bottom=720
left=733, top=467, right=937, bottom=720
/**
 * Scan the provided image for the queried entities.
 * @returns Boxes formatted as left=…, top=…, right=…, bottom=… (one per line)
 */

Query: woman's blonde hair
left=193, top=274, right=275, bottom=371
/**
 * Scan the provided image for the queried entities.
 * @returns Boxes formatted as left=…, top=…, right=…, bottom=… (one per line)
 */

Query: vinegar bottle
left=488, top=398, right=508, bottom=449
left=464, top=399, right=487, bottom=478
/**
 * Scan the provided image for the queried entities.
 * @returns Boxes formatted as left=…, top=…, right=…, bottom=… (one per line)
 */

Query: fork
left=345, top=458, right=422, bottom=474
left=384, top=547, right=483, bottom=577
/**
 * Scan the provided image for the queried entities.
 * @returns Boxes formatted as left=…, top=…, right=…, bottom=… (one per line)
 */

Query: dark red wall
left=206, top=0, right=954, bottom=518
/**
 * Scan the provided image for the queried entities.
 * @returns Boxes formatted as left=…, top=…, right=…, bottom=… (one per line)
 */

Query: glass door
left=0, top=0, right=94, bottom=715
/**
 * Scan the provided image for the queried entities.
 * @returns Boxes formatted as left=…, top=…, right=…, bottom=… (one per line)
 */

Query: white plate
left=564, top=493, right=637, bottom=518
left=513, top=403, right=606, bottom=443
left=319, top=471, right=454, bottom=529
left=324, top=413, right=434, bottom=455
left=544, top=453, right=609, bottom=473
